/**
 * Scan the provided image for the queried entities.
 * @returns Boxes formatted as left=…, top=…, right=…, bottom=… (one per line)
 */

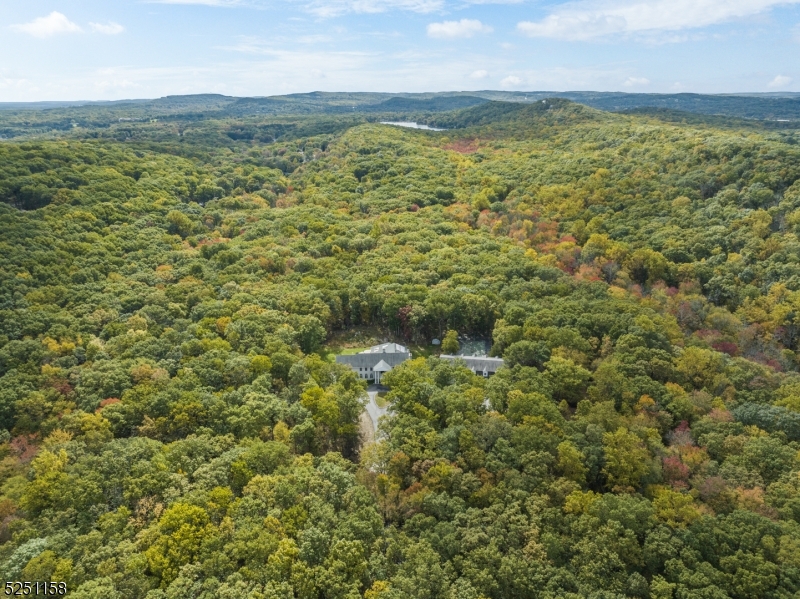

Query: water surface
left=380, top=121, right=445, bottom=131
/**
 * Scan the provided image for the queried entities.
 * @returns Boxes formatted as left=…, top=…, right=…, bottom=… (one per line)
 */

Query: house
left=372, top=360, right=392, bottom=385
left=336, top=343, right=411, bottom=383
left=440, top=355, right=504, bottom=377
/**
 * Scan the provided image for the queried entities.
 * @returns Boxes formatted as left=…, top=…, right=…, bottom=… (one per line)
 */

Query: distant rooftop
left=441, top=355, right=504, bottom=364
left=440, top=355, right=505, bottom=376
left=362, top=343, right=409, bottom=354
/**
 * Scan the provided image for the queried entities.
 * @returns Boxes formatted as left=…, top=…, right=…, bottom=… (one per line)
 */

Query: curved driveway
left=363, top=385, right=389, bottom=439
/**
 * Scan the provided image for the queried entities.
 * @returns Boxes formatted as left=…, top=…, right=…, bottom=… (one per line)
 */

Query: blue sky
left=1, top=0, right=799, bottom=101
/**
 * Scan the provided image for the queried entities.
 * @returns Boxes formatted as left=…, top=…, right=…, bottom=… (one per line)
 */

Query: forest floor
left=359, top=411, right=374, bottom=445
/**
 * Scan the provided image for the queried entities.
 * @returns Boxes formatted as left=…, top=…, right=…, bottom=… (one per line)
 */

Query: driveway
left=361, top=384, right=389, bottom=443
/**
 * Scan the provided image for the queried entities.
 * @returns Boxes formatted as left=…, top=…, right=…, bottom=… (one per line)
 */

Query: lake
left=380, top=121, right=446, bottom=131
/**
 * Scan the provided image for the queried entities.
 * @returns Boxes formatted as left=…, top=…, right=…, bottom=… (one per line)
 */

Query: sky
left=1, top=0, right=799, bottom=101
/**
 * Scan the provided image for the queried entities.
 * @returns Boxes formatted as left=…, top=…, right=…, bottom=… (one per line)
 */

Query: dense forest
left=2, top=95, right=800, bottom=598
left=2, top=90, right=799, bottom=141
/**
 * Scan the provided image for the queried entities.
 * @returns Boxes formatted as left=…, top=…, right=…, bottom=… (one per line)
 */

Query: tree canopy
left=1, top=98, right=800, bottom=598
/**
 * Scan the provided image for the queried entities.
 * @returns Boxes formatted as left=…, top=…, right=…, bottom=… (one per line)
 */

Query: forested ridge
left=2, top=98, right=800, bottom=598
left=3, top=90, right=800, bottom=143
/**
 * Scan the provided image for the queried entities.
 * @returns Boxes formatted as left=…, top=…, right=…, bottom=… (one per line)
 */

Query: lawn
left=375, top=392, right=389, bottom=409
left=409, top=343, right=438, bottom=358
left=338, top=346, right=371, bottom=355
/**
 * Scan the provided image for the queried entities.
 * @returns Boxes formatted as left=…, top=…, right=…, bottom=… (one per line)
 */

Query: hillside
left=3, top=90, right=800, bottom=142
left=1, top=99, right=800, bottom=597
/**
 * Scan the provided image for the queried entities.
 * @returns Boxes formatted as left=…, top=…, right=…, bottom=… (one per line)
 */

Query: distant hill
left=364, top=96, right=487, bottom=112
left=430, top=100, right=800, bottom=134
left=618, top=107, right=800, bottom=131
left=2, top=90, right=799, bottom=141
left=549, top=92, right=800, bottom=121
left=0, top=94, right=233, bottom=112
left=424, top=98, right=603, bottom=134
left=0, top=99, right=151, bottom=111
left=3, top=91, right=800, bottom=122
left=220, top=94, right=488, bottom=116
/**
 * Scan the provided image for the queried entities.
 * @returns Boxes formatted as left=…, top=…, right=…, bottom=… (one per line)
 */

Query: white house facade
left=335, top=343, right=411, bottom=383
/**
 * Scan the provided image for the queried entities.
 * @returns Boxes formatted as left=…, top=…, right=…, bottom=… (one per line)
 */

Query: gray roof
left=440, top=355, right=505, bottom=372
left=362, top=342, right=409, bottom=354
left=336, top=351, right=410, bottom=369
left=373, top=359, right=392, bottom=372
left=336, top=342, right=411, bottom=369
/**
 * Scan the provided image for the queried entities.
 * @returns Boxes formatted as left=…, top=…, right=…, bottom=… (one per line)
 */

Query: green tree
left=441, top=330, right=459, bottom=354
left=602, top=428, right=652, bottom=492
left=557, top=440, right=587, bottom=483
left=144, top=503, right=216, bottom=585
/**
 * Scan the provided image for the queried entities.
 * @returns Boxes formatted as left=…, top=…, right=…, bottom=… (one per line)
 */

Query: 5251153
left=4, top=582, right=66, bottom=596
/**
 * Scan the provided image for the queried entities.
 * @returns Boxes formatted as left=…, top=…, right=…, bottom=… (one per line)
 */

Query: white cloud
left=153, top=0, right=443, bottom=15
left=427, top=19, right=493, bottom=39
left=2, top=57, right=723, bottom=103
left=623, top=76, right=650, bottom=86
left=298, top=34, right=333, bottom=43
left=501, top=75, right=523, bottom=87
left=147, top=0, right=245, bottom=5
left=11, top=12, right=82, bottom=38
left=304, top=0, right=443, bottom=16
left=89, top=22, right=125, bottom=35
left=151, top=0, right=508, bottom=11
left=517, top=0, right=800, bottom=41
left=51, top=52, right=501, bottom=99
left=768, top=74, right=793, bottom=88
left=470, top=69, right=489, bottom=79
left=498, top=65, right=648, bottom=91
left=0, top=69, right=31, bottom=93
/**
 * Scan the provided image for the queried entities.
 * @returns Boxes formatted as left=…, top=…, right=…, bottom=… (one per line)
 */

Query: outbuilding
left=439, top=355, right=504, bottom=377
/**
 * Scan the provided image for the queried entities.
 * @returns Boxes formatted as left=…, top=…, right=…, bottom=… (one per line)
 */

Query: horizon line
left=1, top=89, right=800, bottom=109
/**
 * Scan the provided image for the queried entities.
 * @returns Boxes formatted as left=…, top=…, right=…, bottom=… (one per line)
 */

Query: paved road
left=360, top=385, right=389, bottom=443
